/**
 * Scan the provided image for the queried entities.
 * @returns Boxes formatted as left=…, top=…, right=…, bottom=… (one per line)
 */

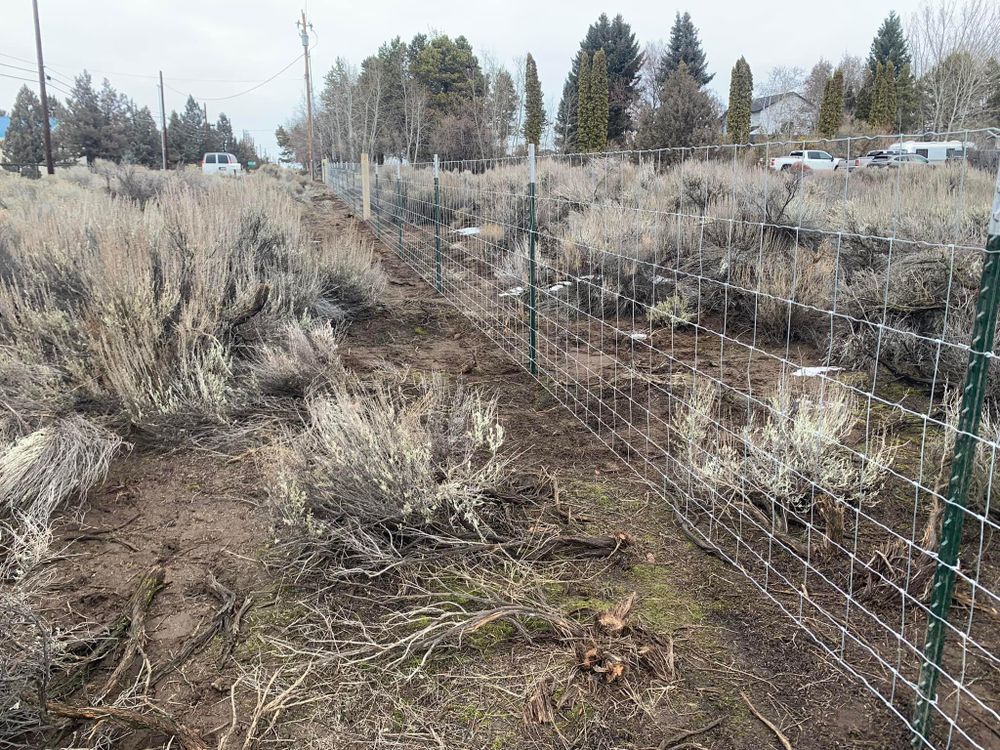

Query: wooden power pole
left=158, top=71, right=168, bottom=169
left=31, top=0, right=55, bottom=175
left=297, top=10, right=315, bottom=180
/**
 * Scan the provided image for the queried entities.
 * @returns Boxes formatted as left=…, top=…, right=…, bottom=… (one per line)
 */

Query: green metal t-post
left=911, top=162, right=1000, bottom=745
left=396, top=162, right=403, bottom=257
left=528, top=143, right=538, bottom=376
left=434, top=154, right=442, bottom=293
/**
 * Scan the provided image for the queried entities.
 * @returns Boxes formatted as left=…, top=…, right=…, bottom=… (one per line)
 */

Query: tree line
left=283, top=0, right=999, bottom=164
left=2, top=72, right=262, bottom=169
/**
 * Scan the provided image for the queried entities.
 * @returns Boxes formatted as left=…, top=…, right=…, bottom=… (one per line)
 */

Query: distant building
left=722, top=92, right=816, bottom=138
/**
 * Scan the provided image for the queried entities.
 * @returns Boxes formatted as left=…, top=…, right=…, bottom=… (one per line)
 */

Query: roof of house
left=750, top=92, right=813, bottom=113
left=0, top=116, right=10, bottom=140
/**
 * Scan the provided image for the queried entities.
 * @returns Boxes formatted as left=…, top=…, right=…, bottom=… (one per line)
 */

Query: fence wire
left=326, top=130, right=1000, bottom=749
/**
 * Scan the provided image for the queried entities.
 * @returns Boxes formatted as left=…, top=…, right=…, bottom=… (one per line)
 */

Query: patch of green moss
left=630, top=562, right=706, bottom=632
left=466, top=620, right=516, bottom=650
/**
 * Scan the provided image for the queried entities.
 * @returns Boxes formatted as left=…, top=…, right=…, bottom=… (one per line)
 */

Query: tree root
left=46, top=701, right=209, bottom=750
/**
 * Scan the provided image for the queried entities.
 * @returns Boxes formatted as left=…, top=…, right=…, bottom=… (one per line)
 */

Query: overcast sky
left=1, top=0, right=928, bottom=159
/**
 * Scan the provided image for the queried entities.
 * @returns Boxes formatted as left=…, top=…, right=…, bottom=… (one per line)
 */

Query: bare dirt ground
left=37, top=191, right=909, bottom=749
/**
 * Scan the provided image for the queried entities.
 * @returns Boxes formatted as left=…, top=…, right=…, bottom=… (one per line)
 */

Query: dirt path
left=39, top=191, right=906, bottom=749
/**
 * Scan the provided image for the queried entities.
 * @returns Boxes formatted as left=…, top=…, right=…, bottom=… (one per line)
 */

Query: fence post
left=374, top=163, right=380, bottom=234
left=527, top=143, right=538, bottom=376
left=396, top=162, right=403, bottom=257
left=360, top=153, right=371, bottom=221
left=911, top=162, right=1000, bottom=744
left=434, top=155, right=442, bottom=293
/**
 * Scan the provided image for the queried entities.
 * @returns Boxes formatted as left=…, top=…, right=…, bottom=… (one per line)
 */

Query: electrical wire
left=166, top=51, right=306, bottom=102
left=0, top=61, right=38, bottom=75
left=0, top=72, right=37, bottom=84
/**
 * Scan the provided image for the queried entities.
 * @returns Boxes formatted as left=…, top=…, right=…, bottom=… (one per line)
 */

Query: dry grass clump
left=0, top=173, right=384, bottom=428
left=673, top=378, right=894, bottom=537
left=270, top=376, right=510, bottom=577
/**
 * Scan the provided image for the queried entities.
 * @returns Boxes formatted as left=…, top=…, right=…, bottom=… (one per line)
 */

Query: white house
left=722, top=92, right=816, bottom=138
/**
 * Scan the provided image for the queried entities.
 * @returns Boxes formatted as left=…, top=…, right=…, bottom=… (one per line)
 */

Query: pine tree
left=124, top=103, right=161, bottom=167
left=590, top=49, right=609, bottom=151
left=235, top=131, right=260, bottom=166
left=863, top=12, right=917, bottom=129
left=658, top=12, right=713, bottom=87
left=62, top=71, right=103, bottom=163
left=576, top=52, right=592, bottom=151
left=275, top=125, right=295, bottom=164
left=523, top=53, right=545, bottom=147
left=167, top=111, right=184, bottom=166
left=216, top=113, right=235, bottom=152
left=97, top=79, right=128, bottom=161
left=726, top=57, right=753, bottom=144
left=178, top=96, right=207, bottom=163
left=554, top=13, right=642, bottom=148
left=817, top=69, right=845, bottom=138
left=3, top=86, right=45, bottom=169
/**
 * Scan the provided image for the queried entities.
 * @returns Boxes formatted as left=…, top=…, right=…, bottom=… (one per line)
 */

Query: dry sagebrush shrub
left=673, top=378, right=894, bottom=531
left=250, top=319, right=345, bottom=398
left=0, top=175, right=384, bottom=425
left=270, top=376, right=509, bottom=575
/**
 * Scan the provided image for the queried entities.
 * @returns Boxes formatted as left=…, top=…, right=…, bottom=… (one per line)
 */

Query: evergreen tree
left=576, top=52, right=592, bottom=151
left=97, top=78, right=128, bottom=161
left=523, top=53, right=545, bottom=147
left=235, top=131, right=260, bottom=166
left=3, top=86, right=45, bottom=168
left=275, top=125, right=295, bottom=164
left=62, top=71, right=103, bottom=163
left=860, top=12, right=917, bottom=129
left=124, top=103, right=161, bottom=167
left=216, top=113, right=235, bottom=152
left=818, top=69, right=845, bottom=138
left=178, top=96, right=207, bottom=163
left=726, top=56, right=753, bottom=144
left=590, top=49, right=609, bottom=151
left=554, top=13, right=642, bottom=148
left=658, top=12, right=713, bottom=87
left=638, top=62, right=717, bottom=149
left=411, top=34, right=484, bottom=117
left=868, top=61, right=899, bottom=131
left=167, top=111, right=184, bottom=166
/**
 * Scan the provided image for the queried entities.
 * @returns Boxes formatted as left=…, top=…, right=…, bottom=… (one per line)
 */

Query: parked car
left=768, top=150, right=844, bottom=172
left=851, top=149, right=899, bottom=169
left=869, top=153, right=932, bottom=169
left=201, top=152, right=243, bottom=176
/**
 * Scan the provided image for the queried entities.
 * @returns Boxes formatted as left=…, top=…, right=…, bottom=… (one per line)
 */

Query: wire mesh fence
left=326, top=130, right=1000, bottom=749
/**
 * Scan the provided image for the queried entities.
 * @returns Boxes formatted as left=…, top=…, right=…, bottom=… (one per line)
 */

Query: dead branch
left=658, top=717, right=724, bottom=750
left=96, top=565, right=166, bottom=701
left=46, top=700, right=209, bottom=750
left=741, top=691, right=793, bottom=750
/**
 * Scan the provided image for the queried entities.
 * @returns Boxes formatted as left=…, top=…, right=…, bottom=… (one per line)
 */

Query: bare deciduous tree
left=908, top=0, right=1000, bottom=131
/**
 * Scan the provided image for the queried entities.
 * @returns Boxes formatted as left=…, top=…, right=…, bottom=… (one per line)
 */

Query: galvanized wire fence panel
left=326, top=131, right=1000, bottom=748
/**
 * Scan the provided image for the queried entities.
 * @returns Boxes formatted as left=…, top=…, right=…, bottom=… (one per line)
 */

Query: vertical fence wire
left=326, top=132, right=1000, bottom=749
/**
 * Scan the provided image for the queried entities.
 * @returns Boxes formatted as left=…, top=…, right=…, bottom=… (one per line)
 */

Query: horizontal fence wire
left=325, top=129, right=1000, bottom=749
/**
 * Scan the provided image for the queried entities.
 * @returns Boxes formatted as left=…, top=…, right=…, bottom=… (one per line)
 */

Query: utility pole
left=31, top=0, right=54, bottom=175
left=297, top=10, right=315, bottom=180
left=158, top=71, right=168, bottom=169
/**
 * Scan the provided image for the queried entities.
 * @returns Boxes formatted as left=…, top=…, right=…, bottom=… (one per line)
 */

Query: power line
left=0, top=61, right=38, bottom=75
left=0, top=72, right=37, bottom=84
left=166, top=52, right=305, bottom=103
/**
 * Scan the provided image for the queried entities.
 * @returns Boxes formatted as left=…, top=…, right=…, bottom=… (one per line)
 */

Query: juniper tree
left=817, top=68, right=845, bottom=138
left=638, top=62, right=717, bottom=149
left=523, top=53, right=545, bottom=147
left=726, top=56, right=753, bottom=144
left=590, top=49, right=609, bottom=151
left=576, top=51, right=592, bottom=151
left=658, top=12, right=713, bottom=87
left=554, top=13, right=642, bottom=148
left=868, top=61, right=898, bottom=131
left=3, top=86, right=45, bottom=168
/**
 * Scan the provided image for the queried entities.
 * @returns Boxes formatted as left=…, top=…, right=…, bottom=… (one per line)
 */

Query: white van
left=201, top=152, right=243, bottom=176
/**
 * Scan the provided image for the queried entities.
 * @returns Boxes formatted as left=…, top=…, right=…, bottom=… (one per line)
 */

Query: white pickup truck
left=768, top=149, right=844, bottom=172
